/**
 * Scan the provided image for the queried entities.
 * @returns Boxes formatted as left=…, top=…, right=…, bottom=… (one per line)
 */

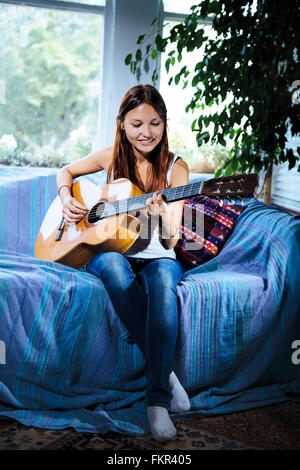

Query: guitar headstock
left=201, top=173, right=259, bottom=202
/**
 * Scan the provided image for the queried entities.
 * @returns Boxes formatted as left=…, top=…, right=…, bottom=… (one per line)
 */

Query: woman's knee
left=140, top=259, right=183, bottom=292
left=86, top=252, right=132, bottom=284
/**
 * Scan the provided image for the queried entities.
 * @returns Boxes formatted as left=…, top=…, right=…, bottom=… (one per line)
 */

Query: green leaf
left=143, top=57, right=150, bottom=73
left=135, top=49, right=142, bottom=61
left=232, top=158, right=239, bottom=173
left=137, top=34, right=145, bottom=45
left=192, top=74, right=200, bottom=87
left=175, top=73, right=180, bottom=85
left=207, top=0, right=222, bottom=15
left=215, top=168, right=222, bottom=178
left=165, top=58, right=170, bottom=73
left=197, top=117, right=203, bottom=133
left=151, top=17, right=157, bottom=26
left=155, top=34, right=165, bottom=51
left=203, top=117, right=210, bottom=127
left=151, top=48, right=157, bottom=60
left=288, top=150, right=297, bottom=170
left=197, top=131, right=210, bottom=144
left=218, top=135, right=226, bottom=146
left=125, top=54, right=132, bottom=65
left=130, top=61, right=137, bottom=74
left=152, top=69, right=158, bottom=84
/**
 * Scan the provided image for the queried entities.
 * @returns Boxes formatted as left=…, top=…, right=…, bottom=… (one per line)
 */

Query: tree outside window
left=0, top=2, right=104, bottom=167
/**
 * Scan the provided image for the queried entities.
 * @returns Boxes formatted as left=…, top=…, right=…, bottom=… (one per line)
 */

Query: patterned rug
left=0, top=401, right=299, bottom=450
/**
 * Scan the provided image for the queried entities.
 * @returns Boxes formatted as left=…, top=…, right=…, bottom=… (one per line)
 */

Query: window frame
left=0, top=0, right=104, bottom=15
left=0, top=0, right=106, bottom=163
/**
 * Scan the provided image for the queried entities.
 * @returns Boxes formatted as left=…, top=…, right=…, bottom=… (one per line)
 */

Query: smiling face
left=121, top=103, right=165, bottom=158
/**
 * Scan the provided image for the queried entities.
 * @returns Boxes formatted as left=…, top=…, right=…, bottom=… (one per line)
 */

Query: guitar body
left=34, top=172, right=258, bottom=270
left=34, top=178, right=144, bottom=269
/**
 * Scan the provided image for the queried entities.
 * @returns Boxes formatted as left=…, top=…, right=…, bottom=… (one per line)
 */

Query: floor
left=0, top=400, right=299, bottom=451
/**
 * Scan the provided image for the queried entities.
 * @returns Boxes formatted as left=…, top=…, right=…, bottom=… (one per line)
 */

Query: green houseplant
left=125, top=0, right=300, bottom=203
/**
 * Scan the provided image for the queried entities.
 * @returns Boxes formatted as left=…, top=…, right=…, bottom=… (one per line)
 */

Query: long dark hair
left=107, top=84, right=173, bottom=193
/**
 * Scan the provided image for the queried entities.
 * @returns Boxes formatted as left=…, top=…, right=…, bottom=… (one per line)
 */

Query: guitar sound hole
left=88, top=202, right=105, bottom=224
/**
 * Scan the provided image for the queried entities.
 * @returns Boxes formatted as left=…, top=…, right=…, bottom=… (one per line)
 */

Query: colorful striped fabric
left=174, top=195, right=246, bottom=268
left=0, top=165, right=299, bottom=435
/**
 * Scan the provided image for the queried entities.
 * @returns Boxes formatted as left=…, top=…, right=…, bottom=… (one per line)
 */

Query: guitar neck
left=95, top=173, right=258, bottom=220
left=100, top=181, right=203, bottom=219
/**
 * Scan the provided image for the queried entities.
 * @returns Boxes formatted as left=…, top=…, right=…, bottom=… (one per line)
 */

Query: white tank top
left=124, top=154, right=181, bottom=260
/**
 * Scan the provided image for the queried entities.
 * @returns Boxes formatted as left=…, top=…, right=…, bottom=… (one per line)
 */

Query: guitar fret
left=92, top=175, right=258, bottom=220
left=98, top=182, right=204, bottom=219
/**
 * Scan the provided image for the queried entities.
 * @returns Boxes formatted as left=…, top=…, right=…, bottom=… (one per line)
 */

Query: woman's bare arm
left=161, top=158, right=189, bottom=249
left=145, top=157, right=189, bottom=249
left=57, top=146, right=112, bottom=225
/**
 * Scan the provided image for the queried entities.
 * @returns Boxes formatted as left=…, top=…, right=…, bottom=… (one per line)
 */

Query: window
left=62, top=0, right=105, bottom=4
left=0, top=1, right=105, bottom=167
left=160, top=1, right=260, bottom=174
left=160, top=16, right=225, bottom=174
left=163, top=0, right=198, bottom=15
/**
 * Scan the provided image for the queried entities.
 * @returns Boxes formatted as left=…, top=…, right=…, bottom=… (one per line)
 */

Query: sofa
left=0, top=165, right=299, bottom=435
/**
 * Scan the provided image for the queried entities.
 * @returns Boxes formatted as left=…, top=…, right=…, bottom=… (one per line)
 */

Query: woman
left=56, top=84, right=190, bottom=442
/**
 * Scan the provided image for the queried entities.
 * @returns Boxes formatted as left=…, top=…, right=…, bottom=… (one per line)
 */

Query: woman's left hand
left=145, top=191, right=169, bottom=217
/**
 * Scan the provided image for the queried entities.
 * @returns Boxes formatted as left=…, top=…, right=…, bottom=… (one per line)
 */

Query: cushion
left=174, top=195, right=246, bottom=268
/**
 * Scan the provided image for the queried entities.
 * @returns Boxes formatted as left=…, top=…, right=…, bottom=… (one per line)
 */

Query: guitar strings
left=87, top=183, right=198, bottom=218
left=87, top=182, right=202, bottom=220
left=86, top=178, right=253, bottom=221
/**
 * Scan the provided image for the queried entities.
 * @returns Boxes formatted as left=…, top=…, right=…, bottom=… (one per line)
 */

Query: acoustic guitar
left=34, top=173, right=258, bottom=269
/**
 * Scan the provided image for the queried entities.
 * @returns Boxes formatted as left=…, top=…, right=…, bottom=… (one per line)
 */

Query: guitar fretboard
left=98, top=181, right=203, bottom=219
left=84, top=173, right=258, bottom=223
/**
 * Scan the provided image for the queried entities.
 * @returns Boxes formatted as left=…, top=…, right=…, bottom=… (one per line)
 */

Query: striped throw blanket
left=0, top=166, right=299, bottom=435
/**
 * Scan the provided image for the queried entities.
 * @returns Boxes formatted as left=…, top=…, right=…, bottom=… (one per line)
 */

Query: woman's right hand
left=61, top=194, right=89, bottom=225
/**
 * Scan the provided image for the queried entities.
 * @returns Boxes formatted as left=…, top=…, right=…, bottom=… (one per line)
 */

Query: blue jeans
left=86, top=252, right=184, bottom=409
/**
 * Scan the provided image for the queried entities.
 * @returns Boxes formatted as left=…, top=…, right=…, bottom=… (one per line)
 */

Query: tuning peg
left=236, top=196, right=245, bottom=206
left=227, top=198, right=235, bottom=205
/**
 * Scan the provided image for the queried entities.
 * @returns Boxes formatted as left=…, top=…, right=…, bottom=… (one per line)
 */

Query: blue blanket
left=0, top=165, right=299, bottom=435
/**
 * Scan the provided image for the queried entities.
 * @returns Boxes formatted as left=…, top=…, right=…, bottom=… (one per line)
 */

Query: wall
left=97, top=0, right=163, bottom=149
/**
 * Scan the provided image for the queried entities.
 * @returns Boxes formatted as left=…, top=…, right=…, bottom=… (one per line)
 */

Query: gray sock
left=169, top=371, right=190, bottom=413
left=147, top=406, right=177, bottom=442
